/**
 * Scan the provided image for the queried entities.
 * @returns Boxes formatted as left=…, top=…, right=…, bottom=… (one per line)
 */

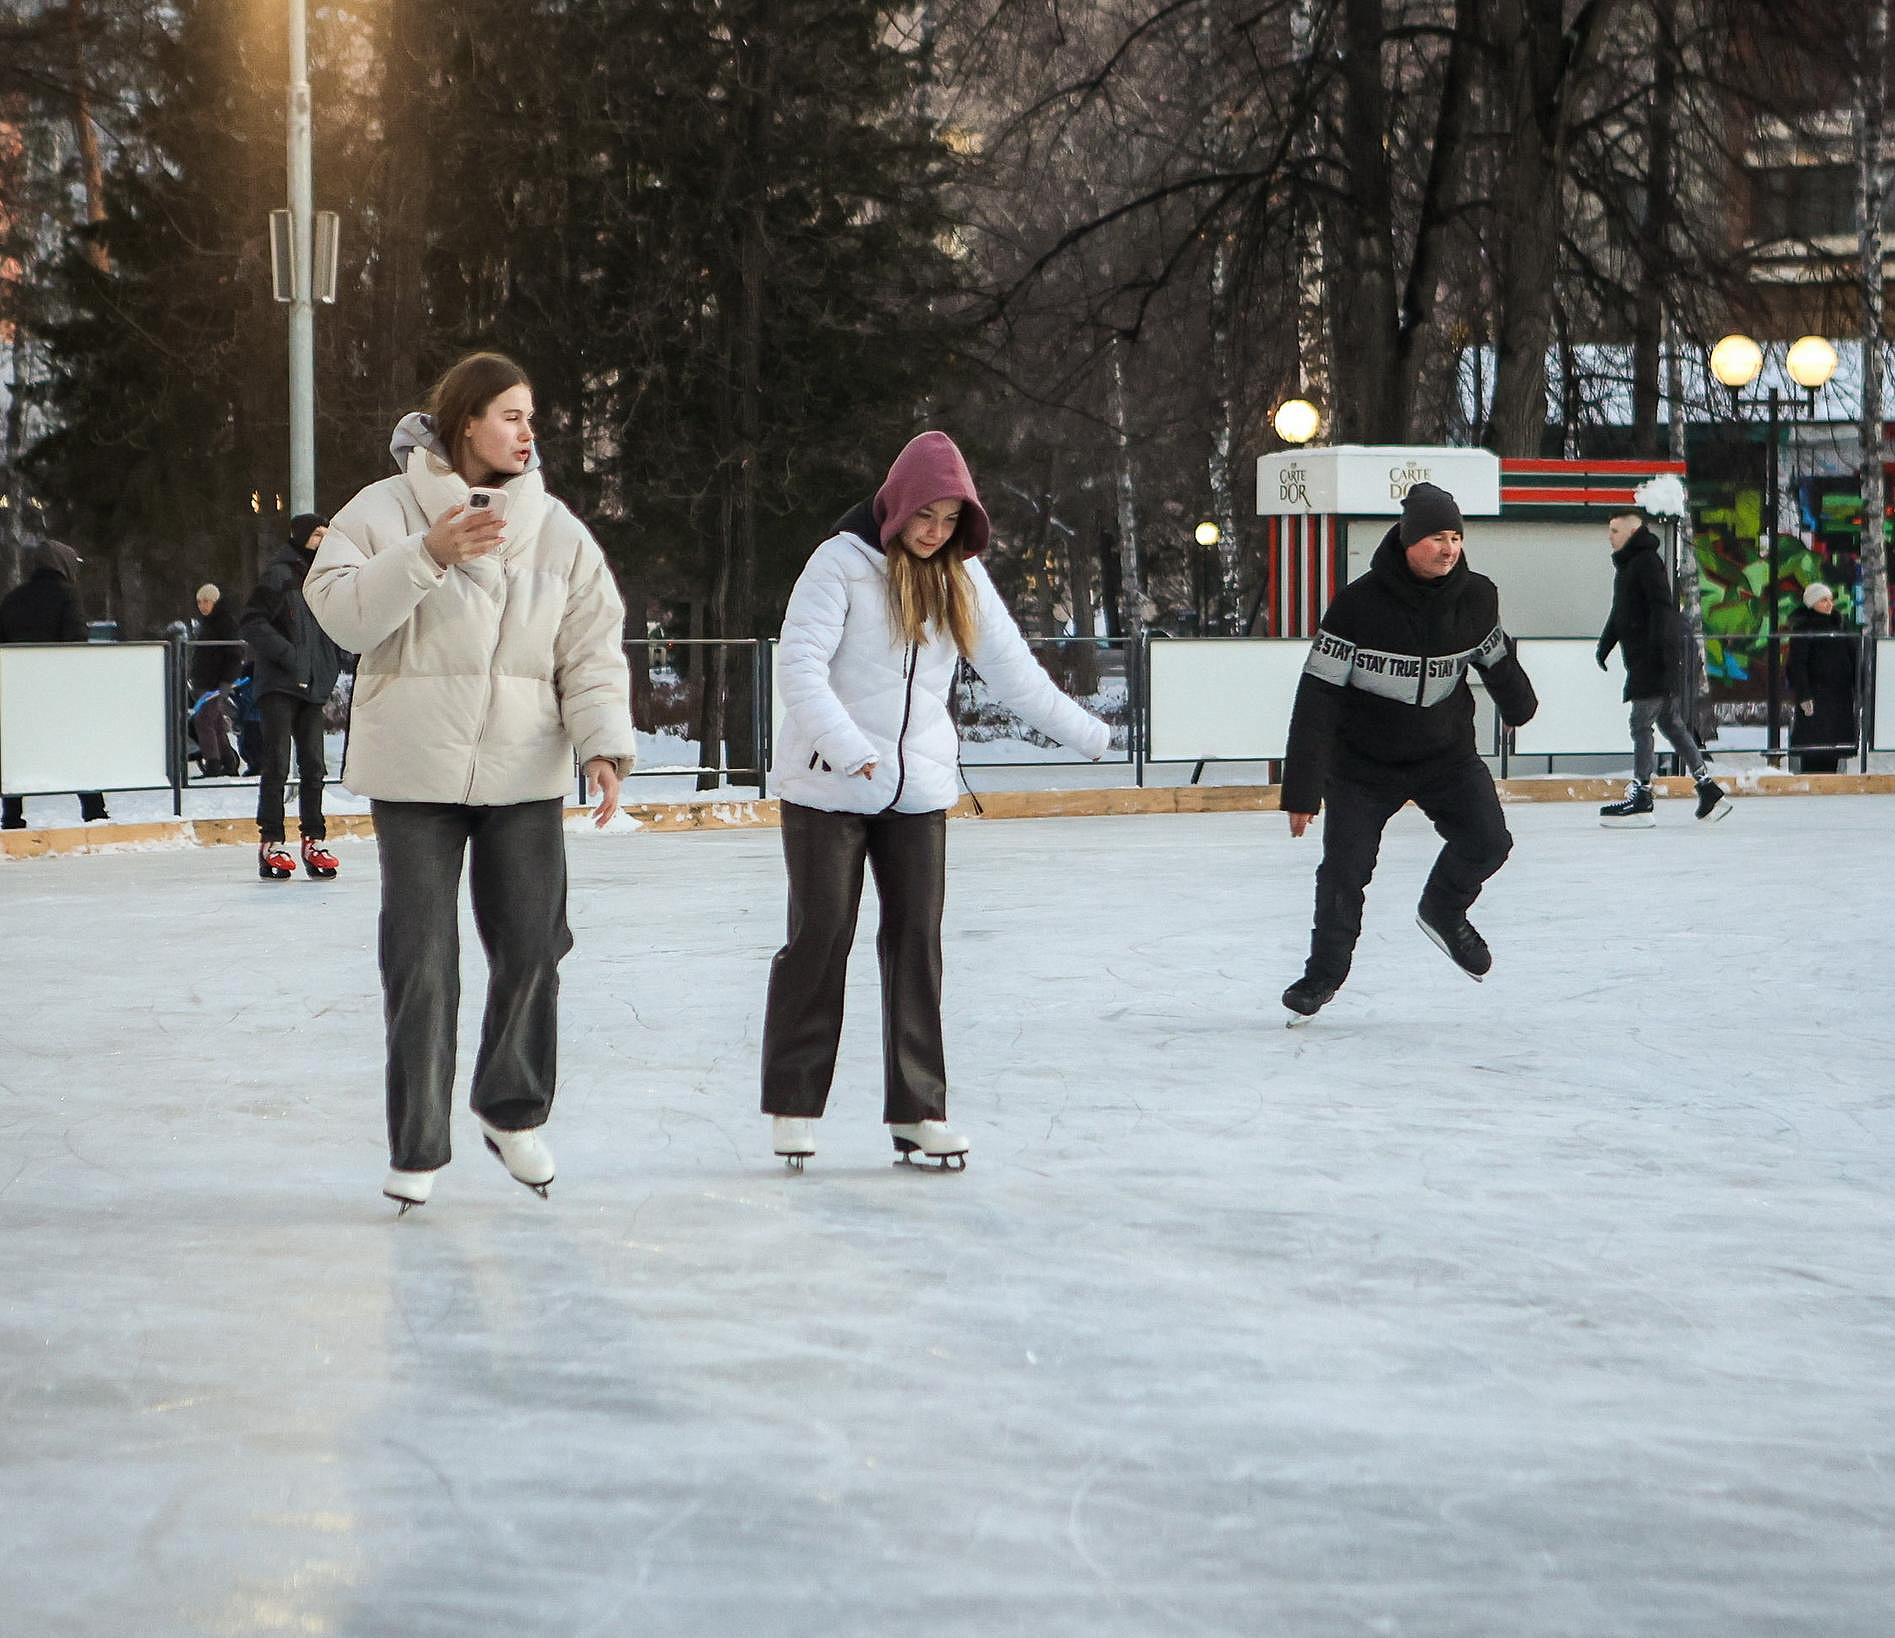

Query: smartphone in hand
left=466, top=486, right=511, bottom=524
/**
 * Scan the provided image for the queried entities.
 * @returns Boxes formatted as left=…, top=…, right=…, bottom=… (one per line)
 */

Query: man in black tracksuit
left=1595, top=509, right=1731, bottom=827
left=1278, top=483, right=1538, bottom=1021
left=241, top=513, right=344, bottom=874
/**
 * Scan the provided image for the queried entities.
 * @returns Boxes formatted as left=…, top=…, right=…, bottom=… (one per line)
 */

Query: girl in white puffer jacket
left=306, top=352, right=637, bottom=1215
left=762, top=431, right=1110, bottom=1171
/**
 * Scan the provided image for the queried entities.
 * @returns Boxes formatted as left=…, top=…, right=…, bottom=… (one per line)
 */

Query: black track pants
left=1305, top=755, right=1512, bottom=988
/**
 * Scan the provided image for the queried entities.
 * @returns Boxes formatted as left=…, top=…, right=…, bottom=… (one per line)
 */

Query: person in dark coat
left=1595, top=509, right=1731, bottom=827
left=189, top=583, right=244, bottom=777
left=0, top=539, right=108, bottom=828
left=1787, top=581, right=1857, bottom=774
left=241, top=513, right=345, bottom=877
left=1277, top=483, right=1539, bottom=1021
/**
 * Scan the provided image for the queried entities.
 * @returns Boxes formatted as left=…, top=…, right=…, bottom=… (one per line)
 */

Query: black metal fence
left=953, top=637, right=1139, bottom=773
left=1688, top=630, right=1868, bottom=765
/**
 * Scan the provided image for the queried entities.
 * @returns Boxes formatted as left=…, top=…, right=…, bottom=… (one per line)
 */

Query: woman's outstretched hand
left=585, top=758, right=622, bottom=827
left=1288, top=812, right=1315, bottom=838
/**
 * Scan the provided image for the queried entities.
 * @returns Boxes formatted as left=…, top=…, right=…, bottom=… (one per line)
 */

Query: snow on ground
left=1, top=798, right=1890, bottom=1635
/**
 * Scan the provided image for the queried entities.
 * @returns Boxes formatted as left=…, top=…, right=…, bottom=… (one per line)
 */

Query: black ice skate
left=258, top=841, right=296, bottom=879
left=1416, top=900, right=1492, bottom=981
left=889, top=1120, right=968, bottom=1171
left=1282, top=977, right=1338, bottom=1027
left=1599, top=781, right=1655, bottom=828
left=1694, top=776, right=1733, bottom=823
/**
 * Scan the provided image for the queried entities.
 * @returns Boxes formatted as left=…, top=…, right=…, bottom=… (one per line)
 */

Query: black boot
left=1599, top=781, right=1655, bottom=828
left=1416, top=899, right=1491, bottom=981
left=1693, top=776, right=1732, bottom=823
left=1282, top=975, right=1338, bottom=1026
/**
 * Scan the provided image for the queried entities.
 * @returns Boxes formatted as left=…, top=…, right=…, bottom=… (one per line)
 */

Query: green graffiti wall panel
left=1692, top=480, right=1862, bottom=694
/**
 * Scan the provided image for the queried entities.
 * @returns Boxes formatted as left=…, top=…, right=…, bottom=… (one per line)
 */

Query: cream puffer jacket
left=773, top=527, right=1110, bottom=816
left=306, top=449, right=635, bottom=805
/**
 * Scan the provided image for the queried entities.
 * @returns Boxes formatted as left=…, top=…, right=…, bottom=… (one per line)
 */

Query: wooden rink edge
left=5, top=771, right=1895, bottom=861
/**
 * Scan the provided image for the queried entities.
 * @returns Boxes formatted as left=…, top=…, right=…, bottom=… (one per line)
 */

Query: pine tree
left=26, top=0, right=290, bottom=629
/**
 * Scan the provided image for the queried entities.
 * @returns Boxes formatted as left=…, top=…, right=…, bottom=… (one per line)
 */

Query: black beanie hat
left=289, top=512, right=329, bottom=551
left=1398, top=482, right=1464, bottom=547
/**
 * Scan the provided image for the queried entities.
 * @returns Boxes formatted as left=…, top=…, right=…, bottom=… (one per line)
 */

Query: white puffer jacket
left=306, top=445, right=636, bottom=805
left=773, top=526, right=1110, bottom=815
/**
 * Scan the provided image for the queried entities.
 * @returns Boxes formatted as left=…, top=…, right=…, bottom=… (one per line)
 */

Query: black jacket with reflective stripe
left=1280, top=528, right=1538, bottom=813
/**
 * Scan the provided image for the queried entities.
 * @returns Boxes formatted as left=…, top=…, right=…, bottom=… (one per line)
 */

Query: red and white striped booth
left=1254, top=447, right=1688, bottom=639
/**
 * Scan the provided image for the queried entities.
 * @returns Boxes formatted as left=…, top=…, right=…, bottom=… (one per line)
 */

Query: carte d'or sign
left=1256, top=445, right=1503, bottom=517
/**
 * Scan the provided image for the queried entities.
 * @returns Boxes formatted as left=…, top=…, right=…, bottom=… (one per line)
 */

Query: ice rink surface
left=2, top=796, right=1890, bottom=1636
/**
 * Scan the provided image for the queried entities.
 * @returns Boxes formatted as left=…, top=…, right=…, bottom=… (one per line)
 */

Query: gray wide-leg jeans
left=1629, top=695, right=1705, bottom=784
left=372, top=798, right=573, bottom=1172
left=760, top=801, right=949, bottom=1124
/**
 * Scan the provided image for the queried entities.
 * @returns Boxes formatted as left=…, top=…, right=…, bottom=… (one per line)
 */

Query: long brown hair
left=423, top=351, right=531, bottom=477
left=887, top=540, right=978, bottom=655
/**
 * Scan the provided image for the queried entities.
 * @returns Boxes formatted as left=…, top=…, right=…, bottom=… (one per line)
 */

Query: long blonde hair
left=887, top=541, right=978, bottom=655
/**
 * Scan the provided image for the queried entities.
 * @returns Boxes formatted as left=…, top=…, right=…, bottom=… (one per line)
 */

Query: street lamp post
left=1710, top=333, right=1838, bottom=763
left=286, top=0, right=315, bottom=515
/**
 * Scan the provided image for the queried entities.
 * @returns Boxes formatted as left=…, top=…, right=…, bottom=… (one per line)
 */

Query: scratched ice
left=2, top=798, right=1889, bottom=1636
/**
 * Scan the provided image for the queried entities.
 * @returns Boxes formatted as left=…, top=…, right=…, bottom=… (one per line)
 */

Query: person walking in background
left=189, top=583, right=244, bottom=778
left=1595, top=508, right=1732, bottom=828
left=242, top=513, right=345, bottom=879
left=305, top=351, right=637, bottom=1215
left=1277, top=483, right=1539, bottom=1024
left=0, top=538, right=109, bottom=829
left=1787, top=582, right=1858, bottom=774
left=762, top=431, right=1110, bottom=1173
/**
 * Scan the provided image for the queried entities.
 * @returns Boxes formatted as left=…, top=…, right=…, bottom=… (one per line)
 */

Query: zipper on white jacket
left=881, top=640, right=919, bottom=813
left=461, top=591, right=508, bottom=801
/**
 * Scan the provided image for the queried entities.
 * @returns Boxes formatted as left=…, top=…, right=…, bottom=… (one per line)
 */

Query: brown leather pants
left=760, top=802, right=948, bottom=1123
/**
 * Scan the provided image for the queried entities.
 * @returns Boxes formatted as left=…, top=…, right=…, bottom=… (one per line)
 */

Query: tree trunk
left=1484, top=62, right=1560, bottom=454
left=1666, top=310, right=1712, bottom=736
left=1065, top=521, right=1100, bottom=693
left=697, top=4, right=772, bottom=789
left=1201, top=10, right=1242, bottom=622
left=1395, top=1, right=1476, bottom=437
left=1109, top=340, right=1144, bottom=640
left=1207, top=235, right=1242, bottom=630
left=1630, top=2, right=1678, bottom=453
left=1290, top=0, right=1332, bottom=418
left=1095, top=521, right=1123, bottom=640
left=1328, top=0, right=1401, bottom=441
left=1484, top=0, right=1619, bottom=457
left=65, top=0, right=109, bottom=274
left=366, top=0, right=437, bottom=428
left=1, top=328, right=28, bottom=588
left=1860, top=0, right=1891, bottom=641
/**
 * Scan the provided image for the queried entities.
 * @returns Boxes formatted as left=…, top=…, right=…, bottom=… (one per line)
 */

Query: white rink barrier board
left=1508, top=639, right=1631, bottom=758
left=1147, top=638, right=1310, bottom=762
left=0, top=642, right=171, bottom=796
left=1876, top=640, right=1895, bottom=752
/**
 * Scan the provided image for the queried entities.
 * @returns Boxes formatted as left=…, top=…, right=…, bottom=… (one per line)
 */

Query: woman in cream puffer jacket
left=305, top=351, right=636, bottom=1216
left=762, top=431, right=1110, bottom=1174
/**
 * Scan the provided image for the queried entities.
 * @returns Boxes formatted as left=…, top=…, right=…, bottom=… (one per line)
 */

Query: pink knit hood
left=871, top=431, right=991, bottom=557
